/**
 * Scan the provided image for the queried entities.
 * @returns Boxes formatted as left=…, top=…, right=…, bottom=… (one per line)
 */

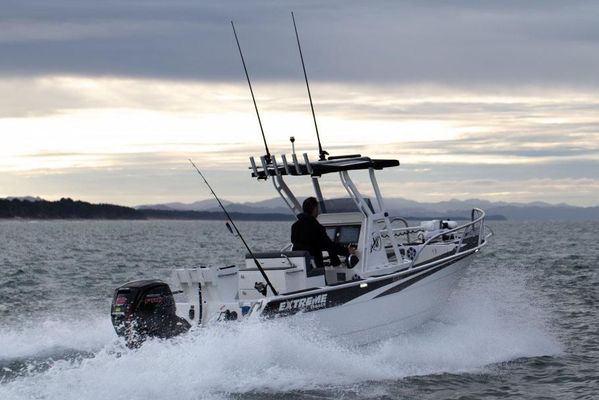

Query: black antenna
left=231, top=21, right=271, bottom=164
left=291, top=11, right=328, bottom=161
left=188, top=159, right=278, bottom=296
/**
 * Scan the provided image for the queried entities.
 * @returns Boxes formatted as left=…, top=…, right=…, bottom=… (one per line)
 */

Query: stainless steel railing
left=409, top=208, right=487, bottom=268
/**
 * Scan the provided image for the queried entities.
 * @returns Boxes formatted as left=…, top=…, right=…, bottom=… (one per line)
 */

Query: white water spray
left=0, top=267, right=562, bottom=400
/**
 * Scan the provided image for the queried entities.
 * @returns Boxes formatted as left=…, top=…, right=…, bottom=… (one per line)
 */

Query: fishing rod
left=188, top=159, right=278, bottom=296
left=231, top=21, right=272, bottom=164
left=291, top=11, right=328, bottom=161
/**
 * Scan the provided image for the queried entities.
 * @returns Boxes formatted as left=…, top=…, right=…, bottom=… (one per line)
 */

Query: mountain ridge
left=3, top=196, right=598, bottom=220
left=136, top=197, right=599, bottom=221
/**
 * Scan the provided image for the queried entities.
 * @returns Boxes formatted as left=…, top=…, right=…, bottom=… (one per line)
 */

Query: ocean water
left=0, top=220, right=596, bottom=399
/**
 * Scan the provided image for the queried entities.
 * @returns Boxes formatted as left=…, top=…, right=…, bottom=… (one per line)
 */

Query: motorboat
left=110, top=152, right=491, bottom=347
left=109, top=16, right=492, bottom=347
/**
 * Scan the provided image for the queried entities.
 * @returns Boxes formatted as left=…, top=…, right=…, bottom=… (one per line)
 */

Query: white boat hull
left=257, top=253, right=473, bottom=345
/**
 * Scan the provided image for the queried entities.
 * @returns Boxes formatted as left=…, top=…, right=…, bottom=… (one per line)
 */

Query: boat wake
left=0, top=267, right=562, bottom=400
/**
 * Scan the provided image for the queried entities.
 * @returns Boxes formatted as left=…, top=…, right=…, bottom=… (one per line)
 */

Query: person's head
left=302, top=197, right=319, bottom=217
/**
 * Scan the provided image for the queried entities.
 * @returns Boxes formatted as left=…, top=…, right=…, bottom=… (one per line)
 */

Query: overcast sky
left=2, top=0, right=598, bottom=206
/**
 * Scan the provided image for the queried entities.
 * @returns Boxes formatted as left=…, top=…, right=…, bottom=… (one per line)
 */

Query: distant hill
left=137, top=197, right=599, bottom=221
left=137, top=198, right=290, bottom=215
left=0, top=198, right=144, bottom=219
left=137, top=199, right=233, bottom=211
left=383, top=198, right=599, bottom=221
left=3, top=196, right=597, bottom=221
left=140, top=209, right=293, bottom=221
left=0, top=198, right=293, bottom=221
left=3, top=196, right=44, bottom=202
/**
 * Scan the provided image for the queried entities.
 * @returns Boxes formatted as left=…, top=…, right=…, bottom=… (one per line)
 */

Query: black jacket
left=291, top=213, right=348, bottom=268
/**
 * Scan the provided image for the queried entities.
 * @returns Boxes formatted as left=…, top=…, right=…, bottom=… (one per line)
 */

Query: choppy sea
left=0, top=220, right=597, bottom=399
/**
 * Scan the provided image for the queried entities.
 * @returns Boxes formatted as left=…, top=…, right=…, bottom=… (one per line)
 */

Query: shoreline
left=0, top=214, right=508, bottom=221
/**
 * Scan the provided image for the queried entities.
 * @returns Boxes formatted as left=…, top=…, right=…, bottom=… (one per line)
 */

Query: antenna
left=291, top=11, right=328, bottom=161
left=188, top=159, right=278, bottom=296
left=231, top=21, right=271, bottom=164
left=290, top=136, right=296, bottom=155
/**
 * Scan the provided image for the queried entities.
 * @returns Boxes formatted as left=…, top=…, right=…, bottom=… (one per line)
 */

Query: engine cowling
left=110, top=280, right=190, bottom=348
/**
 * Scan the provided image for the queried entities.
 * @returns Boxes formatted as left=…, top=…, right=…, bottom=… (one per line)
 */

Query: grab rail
left=382, top=217, right=428, bottom=238
left=390, top=217, right=412, bottom=243
left=390, top=217, right=409, bottom=228
left=409, top=208, right=487, bottom=269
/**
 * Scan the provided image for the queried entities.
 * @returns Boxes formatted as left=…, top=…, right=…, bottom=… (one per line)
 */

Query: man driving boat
left=291, top=197, right=353, bottom=270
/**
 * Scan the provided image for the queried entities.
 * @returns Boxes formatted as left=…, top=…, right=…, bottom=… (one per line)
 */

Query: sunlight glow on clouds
left=1, top=76, right=598, bottom=206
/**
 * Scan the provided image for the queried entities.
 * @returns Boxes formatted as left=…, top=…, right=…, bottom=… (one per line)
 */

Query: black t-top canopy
left=250, top=155, right=400, bottom=179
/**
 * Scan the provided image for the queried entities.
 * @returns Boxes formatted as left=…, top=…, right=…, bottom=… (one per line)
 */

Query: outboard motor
left=110, top=280, right=191, bottom=348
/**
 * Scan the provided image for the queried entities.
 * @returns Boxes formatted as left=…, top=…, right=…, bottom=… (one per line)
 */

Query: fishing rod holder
left=249, top=157, right=260, bottom=178
left=303, top=153, right=313, bottom=174
left=249, top=152, right=313, bottom=179
left=281, top=154, right=292, bottom=175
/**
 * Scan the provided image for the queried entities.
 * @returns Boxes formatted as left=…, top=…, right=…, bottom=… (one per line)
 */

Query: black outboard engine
left=111, top=280, right=191, bottom=348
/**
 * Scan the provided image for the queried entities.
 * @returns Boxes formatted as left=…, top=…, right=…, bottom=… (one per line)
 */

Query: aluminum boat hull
left=259, top=253, right=473, bottom=345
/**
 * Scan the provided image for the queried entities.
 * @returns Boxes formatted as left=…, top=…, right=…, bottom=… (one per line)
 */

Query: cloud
left=2, top=76, right=598, bottom=170
left=3, top=159, right=599, bottom=207
left=2, top=1, right=598, bottom=170
left=1, top=0, right=599, bottom=88
left=2, top=0, right=599, bottom=210
left=0, top=19, right=180, bottom=43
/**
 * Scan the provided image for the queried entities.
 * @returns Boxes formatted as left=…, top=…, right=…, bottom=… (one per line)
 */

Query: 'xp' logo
left=370, top=233, right=382, bottom=253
